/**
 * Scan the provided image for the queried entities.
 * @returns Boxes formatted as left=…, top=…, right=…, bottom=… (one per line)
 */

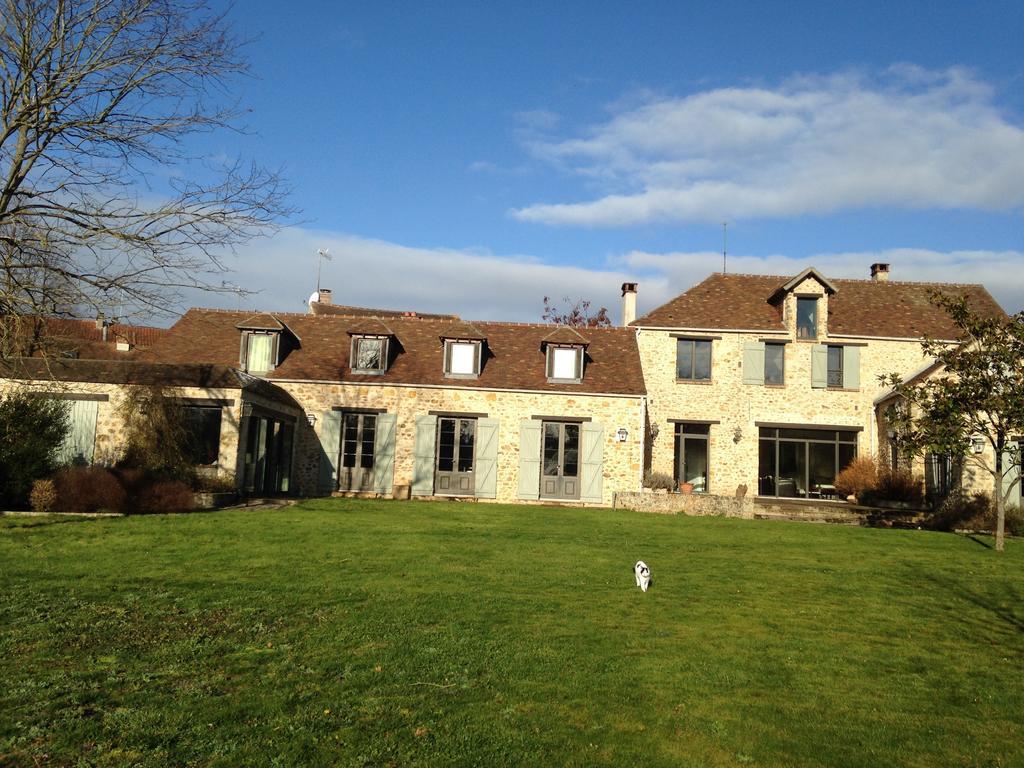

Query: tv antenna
left=722, top=222, right=728, bottom=274
left=316, top=248, right=332, bottom=292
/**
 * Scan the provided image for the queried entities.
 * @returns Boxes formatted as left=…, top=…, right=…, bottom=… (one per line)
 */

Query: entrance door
left=435, top=417, right=476, bottom=495
left=339, top=412, right=376, bottom=491
left=541, top=421, right=581, bottom=500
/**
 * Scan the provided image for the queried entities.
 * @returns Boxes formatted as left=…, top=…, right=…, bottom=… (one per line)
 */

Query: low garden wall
left=613, top=491, right=756, bottom=518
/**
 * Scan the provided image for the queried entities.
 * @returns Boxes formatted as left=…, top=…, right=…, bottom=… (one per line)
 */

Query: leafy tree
left=542, top=296, right=612, bottom=328
left=880, top=293, right=1024, bottom=551
left=1, top=0, right=291, bottom=355
left=117, top=384, right=193, bottom=480
left=0, top=389, right=68, bottom=507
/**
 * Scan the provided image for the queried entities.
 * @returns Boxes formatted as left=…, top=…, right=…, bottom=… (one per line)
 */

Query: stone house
left=628, top=263, right=1008, bottom=503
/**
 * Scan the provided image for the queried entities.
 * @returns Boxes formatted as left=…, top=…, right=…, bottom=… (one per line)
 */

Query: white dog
left=634, top=560, right=651, bottom=592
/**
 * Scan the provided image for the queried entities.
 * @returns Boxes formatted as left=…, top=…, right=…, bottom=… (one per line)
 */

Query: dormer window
left=547, top=344, right=583, bottom=383
left=351, top=335, right=389, bottom=373
left=444, top=339, right=481, bottom=377
left=796, top=297, right=818, bottom=339
left=240, top=331, right=278, bottom=374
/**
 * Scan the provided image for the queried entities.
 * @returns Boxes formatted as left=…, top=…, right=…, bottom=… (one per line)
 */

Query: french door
left=541, top=421, right=581, bottom=500
left=339, top=412, right=376, bottom=491
left=435, top=417, right=476, bottom=495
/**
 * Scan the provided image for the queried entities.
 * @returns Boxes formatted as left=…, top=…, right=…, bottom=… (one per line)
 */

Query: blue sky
left=190, top=0, right=1024, bottom=320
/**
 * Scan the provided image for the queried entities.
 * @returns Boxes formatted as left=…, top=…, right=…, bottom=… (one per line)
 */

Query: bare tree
left=1, top=0, right=291, bottom=355
left=542, top=295, right=612, bottom=328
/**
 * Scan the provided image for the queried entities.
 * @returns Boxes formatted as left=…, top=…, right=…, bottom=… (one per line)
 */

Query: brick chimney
left=621, top=282, right=638, bottom=326
left=870, top=263, right=890, bottom=282
left=318, top=288, right=333, bottom=304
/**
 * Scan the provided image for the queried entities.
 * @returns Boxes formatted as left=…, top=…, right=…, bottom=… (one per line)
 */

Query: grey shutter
left=581, top=422, right=605, bottom=504
left=270, top=333, right=280, bottom=370
left=811, top=345, right=828, bottom=388
left=317, top=410, right=342, bottom=495
left=517, top=419, right=542, bottom=500
left=411, top=415, right=437, bottom=496
left=57, top=399, right=97, bottom=465
left=842, top=345, right=860, bottom=390
left=239, top=332, right=248, bottom=367
left=742, top=341, right=765, bottom=385
left=475, top=418, right=499, bottom=499
left=372, top=413, right=397, bottom=495
left=1003, top=443, right=1022, bottom=504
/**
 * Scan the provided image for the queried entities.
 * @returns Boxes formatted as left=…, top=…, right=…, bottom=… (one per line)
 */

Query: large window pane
left=758, top=440, right=776, bottom=496
left=342, top=414, right=358, bottom=468
left=827, top=345, right=844, bottom=387
left=438, top=418, right=456, bottom=471
left=562, top=424, right=580, bottom=477
left=182, top=406, right=221, bottom=465
left=693, top=341, right=712, bottom=380
left=796, top=297, right=817, bottom=339
left=457, top=419, right=475, bottom=472
left=683, top=438, right=708, bottom=492
left=360, top=415, right=376, bottom=469
left=676, top=339, right=693, bottom=379
left=246, top=334, right=273, bottom=373
left=764, top=343, right=785, bottom=385
left=543, top=423, right=560, bottom=476
left=551, top=347, right=579, bottom=379
left=448, top=342, right=477, bottom=375
left=809, top=442, right=837, bottom=494
left=355, top=338, right=383, bottom=370
left=777, top=441, right=807, bottom=497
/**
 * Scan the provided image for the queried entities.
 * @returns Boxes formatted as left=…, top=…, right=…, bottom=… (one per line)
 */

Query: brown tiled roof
left=542, top=326, right=591, bottom=346
left=347, top=318, right=395, bottom=336
left=309, top=301, right=459, bottom=320
left=143, top=309, right=646, bottom=396
left=236, top=313, right=284, bottom=331
left=633, top=272, right=1006, bottom=339
left=0, top=358, right=300, bottom=410
left=3, top=316, right=168, bottom=359
left=440, top=321, right=487, bottom=341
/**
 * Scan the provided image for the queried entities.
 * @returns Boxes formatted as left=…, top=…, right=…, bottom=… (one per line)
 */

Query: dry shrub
left=875, top=467, right=925, bottom=504
left=134, top=480, right=195, bottom=514
left=834, top=456, right=878, bottom=500
left=644, top=471, right=676, bottom=491
left=929, top=492, right=1024, bottom=535
left=53, top=467, right=126, bottom=513
left=29, top=479, right=57, bottom=513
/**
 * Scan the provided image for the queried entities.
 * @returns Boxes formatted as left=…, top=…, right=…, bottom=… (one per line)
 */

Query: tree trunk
left=994, top=438, right=1005, bottom=552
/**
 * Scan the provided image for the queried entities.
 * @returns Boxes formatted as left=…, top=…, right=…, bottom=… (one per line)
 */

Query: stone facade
left=638, top=276, right=932, bottom=495
left=278, top=380, right=645, bottom=506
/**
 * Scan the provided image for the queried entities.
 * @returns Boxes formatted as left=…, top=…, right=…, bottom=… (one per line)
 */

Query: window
left=444, top=340, right=481, bottom=377
left=674, top=423, right=709, bottom=492
left=351, top=336, right=388, bottom=373
left=546, top=345, right=583, bottom=382
left=758, top=427, right=857, bottom=499
left=764, top=343, right=785, bottom=385
left=796, top=297, right=818, bottom=339
left=676, top=339, right=712, bottom=381
left=182, top=406, right=222, bottom=466
left=242, top=332, right=276, bottom=374
left=435, top=417, right=476, bottom=495
left=827, top=345, right=843, bottom=387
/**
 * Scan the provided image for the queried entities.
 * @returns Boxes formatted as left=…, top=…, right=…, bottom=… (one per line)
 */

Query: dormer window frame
left=239, top=329, right=280, bottom=375
left=795, top=295, right=819, bottom=340
left=350, top=334, right=390, bottom=375
left=443, top=338, right=482, bottom=379
left=546, top=343, right=584, bottom=384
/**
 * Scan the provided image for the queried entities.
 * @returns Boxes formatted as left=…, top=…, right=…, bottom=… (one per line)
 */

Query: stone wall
left=638, top=275, right=933, bottom=495
left=614, top=490, right=755, bottom=518
left=277, top=380, right=646, bottom=506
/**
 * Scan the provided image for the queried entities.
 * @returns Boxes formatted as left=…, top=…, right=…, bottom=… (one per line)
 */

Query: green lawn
left=1, top=501, right=1022, bottom=767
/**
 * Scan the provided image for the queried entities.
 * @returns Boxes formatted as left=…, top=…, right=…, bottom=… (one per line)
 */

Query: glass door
left=339, top=413, right=376, bottom=492
left=540, top=421, right=581, bottom=500
left=435, top=417, right=476, bottom=495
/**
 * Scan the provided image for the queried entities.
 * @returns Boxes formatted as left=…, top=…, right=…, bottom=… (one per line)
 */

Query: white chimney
left=870, top=263, right=890, bottom=282
left=621, top=282, right=638, bottom=326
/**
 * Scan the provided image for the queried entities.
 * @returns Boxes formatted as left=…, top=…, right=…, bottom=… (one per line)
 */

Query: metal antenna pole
left=722, top=222, right=728, bottom=274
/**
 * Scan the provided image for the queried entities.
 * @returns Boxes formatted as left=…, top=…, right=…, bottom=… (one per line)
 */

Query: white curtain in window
left=247, top=334, right=273, bottom=372
left=552, top=347, right=578, bottom=379
left=449, top=342, right=476, bottom=374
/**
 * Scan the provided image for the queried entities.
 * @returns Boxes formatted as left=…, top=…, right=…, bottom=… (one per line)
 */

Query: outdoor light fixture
left=307, top=413, right=317, bottom=427
left=972, top=437, right=985, bottom=454
left=616, top=427, right=629, bottom=443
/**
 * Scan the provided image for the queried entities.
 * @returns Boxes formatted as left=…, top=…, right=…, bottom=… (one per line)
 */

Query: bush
left=134, top=480, right=195, bottom=513
left=52, top=466, right=126, bottom=513
left=30, top=479, right=58, bottom=513
left=194, top=473, right=236, bottom=493
left=644, top=471, right=676, bottom=491
left=929, top=492, right=1024, bottom=536
left=835, top=456, right=878, bottom=500
left=0, top=391, right=69, bottom=508
left=116, top=384, right=195, bottom=482
left=874, top=467, right=925, bottom=504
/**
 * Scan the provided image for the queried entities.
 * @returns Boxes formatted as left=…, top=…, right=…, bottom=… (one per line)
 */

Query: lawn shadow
left=962, top=533, right=993, bottom=550
left=919, top=571, right=1024, bottom=639
left=0, top=514, right=112, bottom=530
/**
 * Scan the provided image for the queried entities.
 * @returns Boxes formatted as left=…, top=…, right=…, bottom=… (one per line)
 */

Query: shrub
left=134, top=480, right=195, bottom=513
left=834, top=456, right=878, bottom=501
left=0, top=391, right=69, bottom=508
left=29, top=479, right=58, bottom=513
left=53, top=467, right=126, bottom=513
left=194, top=473, right=237, bottom=493
left=929, top=492, right=1024, bottom=536
left=117, top=385, right=194, bottom=482
left=644, top=471, right=676, bottom=491
left=874, top=467, right=925, bottom=504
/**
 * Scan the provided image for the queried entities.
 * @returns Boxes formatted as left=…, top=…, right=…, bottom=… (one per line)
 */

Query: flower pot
left=679, top=482, right=694, bottom=495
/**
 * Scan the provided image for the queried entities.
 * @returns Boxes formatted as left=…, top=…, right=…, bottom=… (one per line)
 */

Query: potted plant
left=643, top=471, right=675, bottom=494
left=678, top=481, right=694, bottom=494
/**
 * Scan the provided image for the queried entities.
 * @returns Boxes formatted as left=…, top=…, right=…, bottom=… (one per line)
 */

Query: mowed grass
left=1, top=501, right=1022, bottom=767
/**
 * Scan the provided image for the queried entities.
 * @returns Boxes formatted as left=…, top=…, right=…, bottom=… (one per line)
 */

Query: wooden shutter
left=57, top=399, right=97, bottom=465
left=239, top=332, right=248, bottom=367
left=372, top=413, right=397, bottom=495
left=517, top=419, right=542, bottom=500
left=580, top=422, right=605, bottom=504
left=742, top=341, right=765, bottom=385
left=811, top=345, right=828, bottom=388
left=474, top=418, right=499, bottom=499
left=842, top=346, right=860, bottom=390
left=411, top=415, right=437, bottom=496
left=317, top=410, right=342, bottom=495
left=1002, top=442, right=1022, bottom=505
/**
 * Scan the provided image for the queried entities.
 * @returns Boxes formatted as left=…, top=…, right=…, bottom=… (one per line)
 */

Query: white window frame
left=546, top=344, right=583, bottom=383
left=444, top=339, right=482, bottom=378
left=350, top=335, right=389, bottom=374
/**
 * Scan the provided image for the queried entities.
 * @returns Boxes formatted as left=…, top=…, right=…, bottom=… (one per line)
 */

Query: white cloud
left=512, top=67, right=1024, bottom=226
left=188, top=230, right=1023, bottom=326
